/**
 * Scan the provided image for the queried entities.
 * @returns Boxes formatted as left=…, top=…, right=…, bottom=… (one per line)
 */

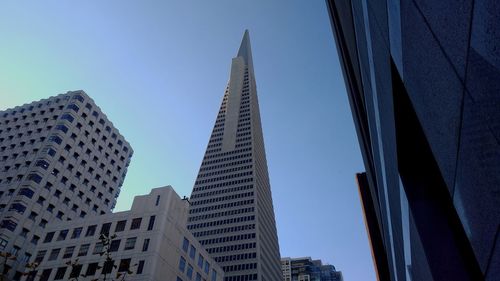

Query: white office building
left=26, top=186, right=224, bottom=281
left=0, top=91, right=133, bottom=279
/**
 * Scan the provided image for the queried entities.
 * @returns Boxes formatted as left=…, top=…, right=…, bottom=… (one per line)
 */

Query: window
left=115, top=220, right=126, bottom=232
left=109, top=239, right=121, bottom=252
left=47, top=147, right=56, bottom=156
left=102, top=260, right=114, bottom=274
left=118, top=258, right=131, bottom=272
left=198, top=254, right=204, bottom=268
left=156, top=195, right=161, bottom=206
left=1, top=219, right=17, bottom=232
left=34, top=250, right=46, bottom=263
left=67, top=104, right=80, bottom=112
left=39, top=219, right=48, bottom=228
left=43, top=232, right=55, bottom=243
left=204, top=261, right=210, bottom=274
left=147, top=215, right=156, bottom=231
left=55, top=124, right=68, bottom=133
left=211, top=269, right=217, bottom=281
left=78, top=244, right=90, bottom=256
left=179, top=256, right=186, bottom=272
left=124, top=237, right=136, bottom=250
left=57, top=230, right=68, bottom=241
left=61, top=114, right=74, bottom=123
left=130, top=218, right=142, bottom=230
left=27, top=173, right=42, bottom=183
left=71, top=227, right=82, bottom=239
left=93, top=242, right=104, bottom=255
left=100, top=222, right=111, bottom=235
left=178, top=277, right=184, bottom=281
left=40, top=269, right=52, bottom=281
left=63, top=246, right=75, bottom=259
left=86, top=263, right=99, bottom=276
left=137, top=260, right=145, bottom=274
left=48, top=248, right=60, bottom=260
left=142, top=238, right=150, bottom=252
left=47, top=204, right=55, bottom=213
left=189, top=245, right=196, bottom=260
left=18, top=188, right=34, bottom=198
left=9, top=203, right=26, bottom=214
left=49, top=135, right=63, bottom=144
left=69, top=264, right=83, bottom=278
left=35, top=159, right=50, bottom=169
left=182, top=237, right=189, bottom=252
left=196, top=273, right=202, bottom=281
left=31, top=235, right=40, bottom=245
left=187, top=264, right=193, bottom=280
left=86, top=225, right=97, bottom=237
left=73, top=94, right=84, bottom=103
left=54, top=267, right=67, bottom=280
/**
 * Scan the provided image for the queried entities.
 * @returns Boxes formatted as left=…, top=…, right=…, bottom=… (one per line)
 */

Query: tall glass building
left=326, top=1, right=499, bottom=280
left=187, top=31, right=282, bottom=281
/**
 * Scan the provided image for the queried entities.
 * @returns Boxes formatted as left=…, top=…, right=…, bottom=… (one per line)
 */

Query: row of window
left=198, top=159, right=252, bottom=173
left=181, top=237, right=214, bottom=278
left=203, top=148, right=251, bottom=160
left=187, top=215, right=255, bottom=230
left=42, top=216, right=155, bottom=244
left=192, top=177, right=253, bottom=193
left=201, top=153, right=252, bottom=167
left=192, top=224, right=256, bottom=238
left=196, top=165, right=252, bottom=179
left=214, top=252, right=256, bottom=263
left=31, top=258, right=145, bottom=281
left=36, top=236, right=150, bottom=263
left=194, top=171, right=253, bottom=185
left=222, top=263, right=257, bottom=272
left=190, top=184, right=253, bottom=200
left=199, top=232, right=256, bottom=246
left=235, top=142, right=252, bottom=149
left=189, top=197, right=254, bottom=214
left=206, top=242, right=256, bottom=254
left=236, top=131, right=251, bottom=138
left=190, top=191, right=254, bottom=206
left=224, top=273, right=258, bottom=281
left=188, top=207, right=255, bottom=222
left=235, top=136, right=252, bottom=143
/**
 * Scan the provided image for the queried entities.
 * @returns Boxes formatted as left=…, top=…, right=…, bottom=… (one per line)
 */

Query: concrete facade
left=0, top=91, right=133, bottom=279
left=24, top=186, right=223, bottom=281
left=187, top=31, right=282, bottom=281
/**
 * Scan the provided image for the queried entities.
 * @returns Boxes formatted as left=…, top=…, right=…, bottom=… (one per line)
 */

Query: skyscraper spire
left=188, top=31, right=282, bottom=281
left=237, top=30, right=253, bottom=71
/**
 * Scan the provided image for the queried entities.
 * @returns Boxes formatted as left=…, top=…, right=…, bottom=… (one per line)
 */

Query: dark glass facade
left=282, top=257, right=343, bottom=281
left=326, top=1, right=499, bottom=280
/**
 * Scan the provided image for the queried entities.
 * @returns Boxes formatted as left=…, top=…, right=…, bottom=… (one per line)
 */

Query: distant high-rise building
left=281, top=257, right=343, bottom=281
left=187, top=31, right=282, bottom=281
left=0, top=91, right=133, bottom=278
left=326, top=1, right=499, bottom=280
left=28, top=186, right=224, bottom=281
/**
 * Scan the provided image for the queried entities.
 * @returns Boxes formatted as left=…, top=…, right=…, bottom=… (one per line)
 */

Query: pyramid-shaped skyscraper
left=188, top=31, right=282, bottom=281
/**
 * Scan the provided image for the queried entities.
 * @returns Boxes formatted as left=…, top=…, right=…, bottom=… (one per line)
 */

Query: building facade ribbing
left=326, top=0, right=500, bottom=280
left=187, top=31, right=282, bottom=281
left=0, top=91, right=133, bottom=279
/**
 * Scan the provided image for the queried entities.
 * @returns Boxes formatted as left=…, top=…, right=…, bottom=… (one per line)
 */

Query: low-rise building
left=281, top=257, right=343, bottom=281
left=27, top=186, right=223, bottom=281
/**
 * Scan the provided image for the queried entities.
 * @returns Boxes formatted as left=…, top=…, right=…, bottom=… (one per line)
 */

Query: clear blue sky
left=0, top=1, right=375, bottom=280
